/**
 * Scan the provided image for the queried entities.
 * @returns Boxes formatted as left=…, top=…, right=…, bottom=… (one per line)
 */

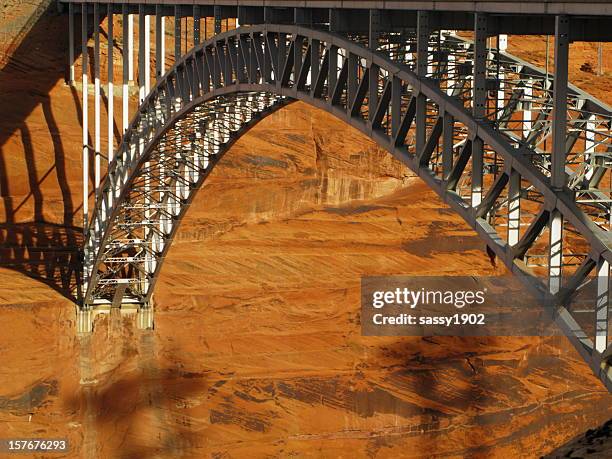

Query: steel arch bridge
left=60, top=2, right=612, bottom=391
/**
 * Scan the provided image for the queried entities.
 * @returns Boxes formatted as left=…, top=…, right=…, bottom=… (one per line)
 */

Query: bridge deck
left=61, top=1, right=612, bottom=16
left=60, top=0, right=612, bottom=42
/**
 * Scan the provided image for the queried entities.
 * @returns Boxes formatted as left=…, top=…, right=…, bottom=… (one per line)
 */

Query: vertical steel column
left=214, top=6, right=222, bottom=34
left=585, top=115, right=596, bottom=180
left=328, top=8, right=338, bottom=32
left=442, top=111, right=454, bottom=182
left=447, top=51, right=455, bottom=96
left=161, top=10, right=165, bottom=72
left=508, top=170, right=521, bottom=246
left=551, top=15, right=570, bottom=189
left=174, top=6, right=181, bottom=62
left=369, top=9, right=380, bottom=50
left=278, top=32, right=287, bottom=87
left=128, top=13, right=134, bottom=81
left=416, top=11, right=429, bottom=156
left=427, top=42, right=434, bottom=76
left=155, top=6, right=162, bottom=81
left=547, top=15, right=569, bottom=296
left=171, top=4, right=183, bottom=262
left=328, top=44, right=338, bottom=95
left=194, top=5, right=201, bottom=45
left=140, top=6, right=151, bottom=291
left=391, top=76, right=401, bottom=137
left=586, top=115, right=596, bottom=154
left=310, top=38, right=320, bottom=97
left=472, top=13, right=488, bottom=207
left=122, top=4, right=129, bottom=133
left=138, top=7, right=145, bottom=104
left=348, top=52, right=358, bottom=114
left=93, top=3, right=101, bottom=192
left=595, top=258, right=610, bottom=353
left=68, top=3, right=75, bottom=84
left=368, top=10, right=381, bottom=124
left=145, top=12, right=151, bottom=94
left=523, top=80, right=533, bottom=140
left=369, top=63, right=379, bottom=125
left=107, top=4, right=114, bottom=165
left=548, top=209, right=563, bottom=294
left=497, top=35, right=507, bottom=122
left=293, top=34, right=304, bottom=86
left=82, top=4, right=89, bottom=232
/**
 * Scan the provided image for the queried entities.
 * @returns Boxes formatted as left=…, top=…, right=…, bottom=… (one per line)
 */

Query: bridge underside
left=61, top=3, right=612, bottom=391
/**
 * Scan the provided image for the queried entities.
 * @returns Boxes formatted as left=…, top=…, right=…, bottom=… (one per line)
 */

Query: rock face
left=0, top=7, right=611, bottom=459
left=545, top=419, right=612, bottom=458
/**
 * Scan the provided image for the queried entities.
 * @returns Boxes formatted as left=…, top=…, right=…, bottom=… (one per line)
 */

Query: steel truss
left=77, top=23, right=612, bottom=390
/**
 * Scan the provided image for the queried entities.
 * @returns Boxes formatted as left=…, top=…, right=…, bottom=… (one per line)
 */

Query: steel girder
left=81, top=24, right=612, bottom=390
left=379, top=31, right=612, bottom=227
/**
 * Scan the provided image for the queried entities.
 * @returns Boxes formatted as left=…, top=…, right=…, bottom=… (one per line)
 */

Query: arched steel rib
left=82, top=25, right=612, bottom=390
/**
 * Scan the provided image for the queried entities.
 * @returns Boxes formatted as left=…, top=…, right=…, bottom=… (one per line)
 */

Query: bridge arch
left=81, top=24, right=612, bottom=389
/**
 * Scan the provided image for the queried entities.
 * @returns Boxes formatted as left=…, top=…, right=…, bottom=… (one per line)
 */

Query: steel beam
left=347, top=52, right=358, bottom=115
left=472, top=13, right=488, bottom=207
left=508, top=169, right=521, bottom=246
left=175, top=6, right=181, bottom=61
left=68, top=2, right=74, bottom=85
left=596, top=257, right=610, bottom=353
left=139, top=7, right=146, bottom=104
left=523, top=80, right=533, bottom=140
left=328, top=44, right=338, bottom=98
left=368, top=63, right=378, bottom=126
left=122, top=4, right=129, bottom=133
left=548, top=209, right=563, bottom=294
left=391, top=75, right=401, bottom=138
left=52, top=1, right=612, bottom=18
left=145, top=13, right=151, bottom=94
left=369, top=9, right=380, bottom=50
left=82, top=3, right=89, bottom=233
left=108, top=4, right=114, bottom=165
left=128, top=13, right=134, bottom=82
left=94, top=3, right=101, bottom=192
left=214, top=6, right=222, bottom=34
left=585, top=114, right=596, bottom=181
left=161, top=10, right=165, bottom=72
left=473, top=15, right=488, bottom=118
left=442, top=111, right=454, bottom=182
left=496, top=36, right=506, bottom=121
left=155, top=6, right=163, bottom=80
left=310, top=38, right=320, bottom=98
left=416, top=11, right=429, bottom=155
left=551, top=15, right=570, bottom=189
left=194, top=5, right=201, bottom=45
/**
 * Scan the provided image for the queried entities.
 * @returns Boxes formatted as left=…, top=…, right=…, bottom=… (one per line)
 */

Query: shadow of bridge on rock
left=0, top=222, right=82, bottom=302
left=0, top=2, right=89, bottom=303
